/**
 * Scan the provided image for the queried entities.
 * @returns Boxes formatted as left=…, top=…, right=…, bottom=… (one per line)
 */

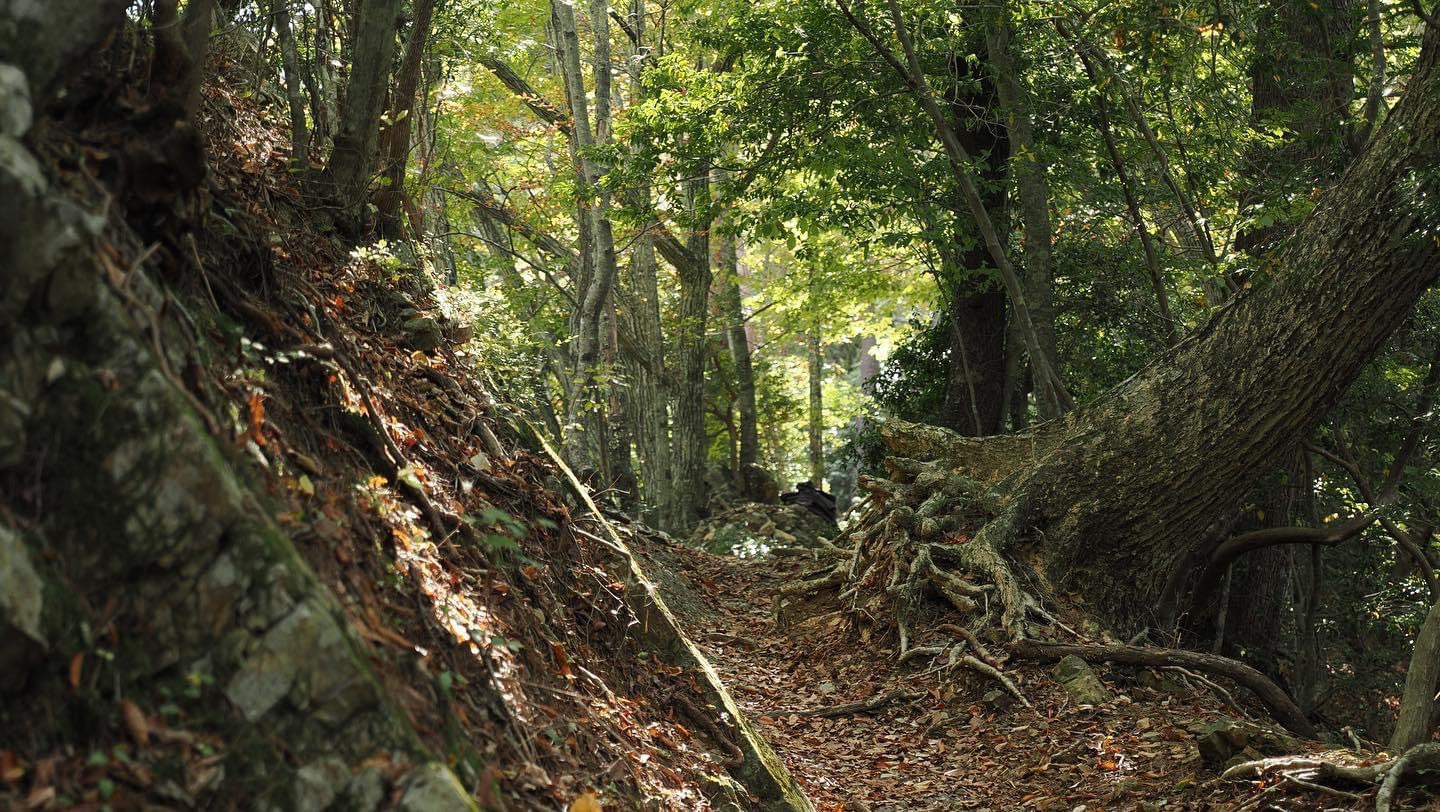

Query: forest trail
left=648, top=541, right=1325, bottom=811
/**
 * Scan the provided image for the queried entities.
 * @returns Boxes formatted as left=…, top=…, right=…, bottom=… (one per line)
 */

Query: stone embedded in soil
left=401, top=317, right=444, bottom=352
left=397, top=762, right=477, bottom=812
left=1194, top=718, right=1302, bottom=766
left=1053, top=654, right=1111, bottom=705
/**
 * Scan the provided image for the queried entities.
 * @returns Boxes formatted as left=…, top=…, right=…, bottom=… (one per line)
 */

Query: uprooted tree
left=789, top=17, right=1440, bottom=707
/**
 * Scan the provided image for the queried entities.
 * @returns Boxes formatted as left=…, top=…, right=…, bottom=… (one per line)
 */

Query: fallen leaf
left=68, top=653, right=84, bottom=690
left=0, top=750, right=24, bottom=783
left=120, top=699, right=149, bottom=747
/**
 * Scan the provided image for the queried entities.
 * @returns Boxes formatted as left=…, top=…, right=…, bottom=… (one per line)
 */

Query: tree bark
left=275, top=0, right=311, bottom=171
left=808, top=329, right=824, bottom=486
left=1009, top=24, right=1440, bottom=635
left=935, top=39, right=1011, bottom=437
left=1392, top=599, right=1440, bottom=751
left=553, top=0, right=622, bottom=474
left=320, top=0, right=402, bottom=231
left=617, top=0, right=674, bottom=525
left=375, top=0, right=435, bottom=240
left=666, top=172, right=713, bottom=533
left=715, top=175, right=761, bottom=492
left=986, top=8, right=1063, bottom=420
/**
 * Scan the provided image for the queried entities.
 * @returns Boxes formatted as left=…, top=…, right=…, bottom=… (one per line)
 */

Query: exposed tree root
left=1011, top=640, right=1315, bottom=738
left=1223, top=743, right=1440, bottom=811
left=782, top=449, right=1037, bottom=649
left=790, top=689, right=925, bottom=719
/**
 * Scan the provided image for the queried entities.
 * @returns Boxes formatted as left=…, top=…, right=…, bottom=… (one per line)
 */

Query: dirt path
left=661, top=544, right=1331, bottom=812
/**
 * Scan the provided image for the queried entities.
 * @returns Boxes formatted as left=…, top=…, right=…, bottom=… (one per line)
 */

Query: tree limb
left=479, top=56, right=573, bottom=136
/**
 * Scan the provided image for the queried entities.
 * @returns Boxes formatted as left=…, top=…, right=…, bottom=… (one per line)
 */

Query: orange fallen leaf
left=0, top=750, right=24, bottom=783
left=247, top=391, right=267, bottom=446
left=67, top=653, right=84, bottom=690
left=569, top=790, right=602, bottom=812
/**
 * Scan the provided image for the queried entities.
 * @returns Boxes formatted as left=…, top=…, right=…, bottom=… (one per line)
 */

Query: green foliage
left=866, top=314, right=950, bottom=425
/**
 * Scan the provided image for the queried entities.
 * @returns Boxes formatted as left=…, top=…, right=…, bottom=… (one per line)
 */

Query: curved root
left=1223, top=744, right=1440, bottom=810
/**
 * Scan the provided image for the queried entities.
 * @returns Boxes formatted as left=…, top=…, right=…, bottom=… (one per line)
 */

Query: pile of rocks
left=691, top=502, right=838, bottom=555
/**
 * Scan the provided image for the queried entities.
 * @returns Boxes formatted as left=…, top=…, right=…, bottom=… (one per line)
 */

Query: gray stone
left=699, top=771, right=749, bottom=812
left=0, top=526, right=46, bottom=647
left=340, top=767, right=388, bottom=812
left=981, top=688, right=1015, bottom=711
left=226, top=600, right=363, bottom=722
left=0, top=64, right=32, bottom=137
left=401, top=318, right=443, bottom=353
left=295, top=757, right=351, bottom=811
left=0, top=134, right=45, bottom=196
left=1194, top=718, right=1302, bottom=766
left=397, top=763, right=476, bottom=812
left=1052, top=655, right=1110, bottom=705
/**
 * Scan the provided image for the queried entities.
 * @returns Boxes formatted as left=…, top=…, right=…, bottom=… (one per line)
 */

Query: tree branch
left=479, top=56, right=574, bottom=136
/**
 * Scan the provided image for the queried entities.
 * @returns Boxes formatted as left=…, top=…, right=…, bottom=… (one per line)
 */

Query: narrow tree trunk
left=614, top=0, right=673, bottom=526
left=320, top=0, right=402, bottom=230
left=1392, top=599, right=1440, bottom=751
left=986, top=9, right=1063, bottom=419
left=808, top=329, right=825, bottom=486
left=375, top=0, right=435, bottom=240
left=667, top=172, right=713, bottom=533
left=1075, top=48, right=1177, bottom=343
left=553, top=0, right=622, bottom=474
left=714, top=176, right=761, bottom=492
left=274, top=0, right=311, bottom=170
left=604, top=298, right=637, bottom=507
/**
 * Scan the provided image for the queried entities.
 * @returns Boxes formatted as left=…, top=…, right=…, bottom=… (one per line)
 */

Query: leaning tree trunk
left=1011, top=23, right=1440, bottom=635
left=1392, top=597, right=1440, bottom=752
left=832, top=23, right=1440, bottom=646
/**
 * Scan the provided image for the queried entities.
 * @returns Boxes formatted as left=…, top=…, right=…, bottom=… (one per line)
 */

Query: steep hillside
left=0, top=47, right=801, bottom=812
